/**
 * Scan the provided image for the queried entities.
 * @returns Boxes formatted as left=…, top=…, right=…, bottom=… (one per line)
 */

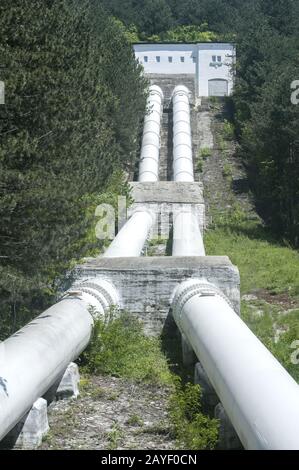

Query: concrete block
left=56, top=362, right=80, bottom=399
left=0, top=398, right=49, bottom=449
left=215, top=403, right=243, bottom=450
left=194, top=362, right=219, bottom=412
left=129, top=182, right=205, bottom=238
left=76, top=255, right=240, bottom=335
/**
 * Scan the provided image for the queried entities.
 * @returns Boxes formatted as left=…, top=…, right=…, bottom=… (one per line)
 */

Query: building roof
left=133, top=42, right=236, bottom=46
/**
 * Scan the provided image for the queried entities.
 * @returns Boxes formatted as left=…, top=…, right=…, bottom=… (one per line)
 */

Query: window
left=168, top=56, right=173, bottom=63
left=212, top=55, right=216, bottom=62
left=180, top=56, right=185, bottom=62
left=217, top=56, right=222, bottom=62
left=144, top=56, right=148, bottom=63
left=156, top=56, right=160, bottom=63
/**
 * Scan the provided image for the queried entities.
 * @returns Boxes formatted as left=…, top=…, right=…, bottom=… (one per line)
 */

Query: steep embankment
left=202, top=99, right=299, bottom=383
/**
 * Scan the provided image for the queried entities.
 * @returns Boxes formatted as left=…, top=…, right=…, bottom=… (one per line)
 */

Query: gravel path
left=40, top=375, right=176, bottom=450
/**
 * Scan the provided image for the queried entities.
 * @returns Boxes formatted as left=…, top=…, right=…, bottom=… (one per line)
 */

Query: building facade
left=133, top=43, right=236, bottom=97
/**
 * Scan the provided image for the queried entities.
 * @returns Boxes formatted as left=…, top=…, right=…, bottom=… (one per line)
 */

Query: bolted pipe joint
left=148, top=84, right=164, bottom=101
left=172, top=279, right=232, bottom=329
left=63, top=278, right=119, bottom=315
left=172, top=85, right=192, bottom=101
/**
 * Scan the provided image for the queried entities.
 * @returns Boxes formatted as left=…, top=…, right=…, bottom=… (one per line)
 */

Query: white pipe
left=139, top=85, right=164, bottom=182
left=172, top=85, right=194, bottom=182
left=171, top=85, right=205, bottom=256
left=103, top=210, right=155, bottom=258
left=172, top=210, right=205, bottom=256
left=172, top=279, right=299, bottom=450
left=0, top=278, right=118, bottom=441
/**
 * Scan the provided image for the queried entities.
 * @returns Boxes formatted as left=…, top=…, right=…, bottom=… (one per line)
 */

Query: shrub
left=169, top=382, right=219, bottom=450
left=78, top=310, right=173, bottom=385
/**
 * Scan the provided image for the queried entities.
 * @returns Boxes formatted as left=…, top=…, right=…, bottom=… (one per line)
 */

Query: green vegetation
left=169, top=382, right=219, bottom=450
left=106, top=424, right=124, bottom=450
left=222, top=120, right=234, bottom=141
left=0, top=1, right=147, bottom=340
left=242, top=302, right=299, bottom=383
left=79, top=310, right=173, bottom=385
left=222, top=163, right=233, bottom=180
left=197, top=147, right=212, bottom=172
left=126, top=414, right=144, bottom=427
left=205, top=206, right=299, bottom=382
left=205, top=206, right=299, bottom=297
left=80, top=310, right=219, bottom=449
left=200, top=147, right=212, bottom=160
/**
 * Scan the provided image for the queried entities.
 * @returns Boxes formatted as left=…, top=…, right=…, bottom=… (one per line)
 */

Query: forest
left=0, top=0, right=298, bottom=339
left=0, top=0, right=147, bottom=339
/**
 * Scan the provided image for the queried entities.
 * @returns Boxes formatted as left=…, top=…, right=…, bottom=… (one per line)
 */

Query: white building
left=133, top=43, right=236, bottom=97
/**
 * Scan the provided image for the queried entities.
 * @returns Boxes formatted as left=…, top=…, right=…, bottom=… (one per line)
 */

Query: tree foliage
left=0, top=0, right=147, bottom=339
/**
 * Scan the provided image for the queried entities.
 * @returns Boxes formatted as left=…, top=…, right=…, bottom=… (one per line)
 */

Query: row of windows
left=142, top=55, right=222, bottom=64
left=143, top=56, right=196, bottom=63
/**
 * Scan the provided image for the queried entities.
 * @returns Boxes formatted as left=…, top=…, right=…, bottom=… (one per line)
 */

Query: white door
left=208, top=79, right=228, bottom=97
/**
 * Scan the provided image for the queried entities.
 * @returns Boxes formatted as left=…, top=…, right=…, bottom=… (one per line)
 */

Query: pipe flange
left=172, top=279, right=233, bottom=320
left=63, top=278, right=118, bottom=311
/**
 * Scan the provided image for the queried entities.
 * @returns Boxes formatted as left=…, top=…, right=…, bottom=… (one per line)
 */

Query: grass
left=106, top=424, right=123, bottom=450
left=222, top=119, right=234, bottom=141
left=242, top=301, right=299, bottom=383
left=204, top=205, right=299, bottom=382
left=79, top=310, right=173, bottom=386
left=168, top=382, right=219, bottom=450
left=222, top=162, right=233, bottom=180
left=197, top=147, right=212, bottom=173
left=205, top=206, right=299, bottom=297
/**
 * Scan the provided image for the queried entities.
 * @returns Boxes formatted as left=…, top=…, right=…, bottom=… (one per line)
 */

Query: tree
left=0, top=0, right=146, bottom=339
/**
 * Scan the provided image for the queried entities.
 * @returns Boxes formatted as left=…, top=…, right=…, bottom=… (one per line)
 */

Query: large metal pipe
left=172, top=85, right=204, bottom=256
left=0, top=278, right=119, bottom=441
left=172, top=85, right=194, bottom=182
left=172, top=279, right=299, bottom=450
left=172, top=209, right=205, bottom=256
left=103, top=210, right=155, bottom=258
left=139, top=85, right=164, bottom=182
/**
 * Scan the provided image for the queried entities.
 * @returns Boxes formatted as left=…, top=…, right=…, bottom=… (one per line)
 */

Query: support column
left=172, top=279, right=299, bottom=450
left=0, top=398, right=49, bottom=450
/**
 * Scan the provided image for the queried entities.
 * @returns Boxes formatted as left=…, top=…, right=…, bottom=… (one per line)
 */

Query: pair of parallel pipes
left=1, top=84, right=299, bottom=449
